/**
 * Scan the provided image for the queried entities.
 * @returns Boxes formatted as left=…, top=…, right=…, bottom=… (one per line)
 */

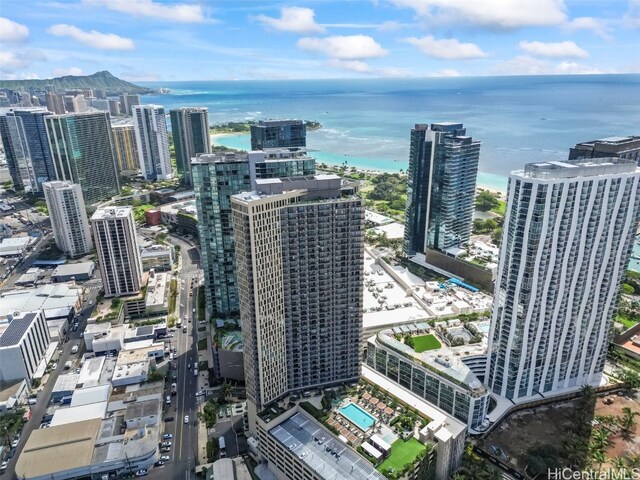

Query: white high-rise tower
left=91, top=207, right=143, bottom=297
left=486, top=158, right=640, bottom=402
left=132, top=104, right=172, bottom=181
left=43, top=180, right=93, bottom=257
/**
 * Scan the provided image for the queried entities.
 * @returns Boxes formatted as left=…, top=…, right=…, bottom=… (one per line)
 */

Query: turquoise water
left=339, top=403, right=376, bottom=430
left=142, top=75, right=640, bottom=194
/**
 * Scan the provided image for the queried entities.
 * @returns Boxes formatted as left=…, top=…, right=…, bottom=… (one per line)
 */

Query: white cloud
left=429, top=68, right=462, bottom=77
left=47, top=24, right=135, bottom=50
left=296, top=35, right=388, bottom=60
left=53, top=67, right=84, bottom=76
left=326, top=59, right=409, bottom=77
left=519, top=40, right=588, bottom=58
left=388, top=0, right=567, bottom=29
left=327, top=59, right=372, bottom=73
left=565, top=17, right=611, bottom=41
left=492, top=55, right=603, bottom=75
left=625, top=0, right=640, bottom=28
left=0, top=17, right=29, bottom=43
left=83, top=0, right=206, bottom=23
left=255, top=7, right=324, bottom=34
left=404, top=36, right=486, bottom=59
left=0, top=50, right=46, bottom=74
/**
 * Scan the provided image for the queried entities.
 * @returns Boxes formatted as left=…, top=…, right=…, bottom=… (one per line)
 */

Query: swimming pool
left=339, top=403, right=376, bottom=431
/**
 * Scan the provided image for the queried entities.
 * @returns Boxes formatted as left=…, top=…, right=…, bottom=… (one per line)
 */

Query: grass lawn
left=412, top=334, right=442, bottom=353
left=197, top=337, right=208, bottom=351
left=377, top=438, right=426, bottom=473
left=491, top=200, right=507, bottom=216
left=616, top=313, right=639, bottom=330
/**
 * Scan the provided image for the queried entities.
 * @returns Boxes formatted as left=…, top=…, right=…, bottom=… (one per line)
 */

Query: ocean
left=141, top=74, right=640, bottom=192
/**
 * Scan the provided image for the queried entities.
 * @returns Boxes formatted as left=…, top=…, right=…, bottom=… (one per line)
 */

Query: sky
left=1, top=0, right=639, bottom=82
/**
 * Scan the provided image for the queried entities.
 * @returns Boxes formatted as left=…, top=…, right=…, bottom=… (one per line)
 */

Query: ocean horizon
left=141, top=74, right=640, bottom=194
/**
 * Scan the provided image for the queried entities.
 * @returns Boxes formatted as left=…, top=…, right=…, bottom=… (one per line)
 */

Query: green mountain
left=0, top=71, right=152, bottom=95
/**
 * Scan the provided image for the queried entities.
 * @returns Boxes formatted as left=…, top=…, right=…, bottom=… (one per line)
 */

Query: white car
left=195, top=390, right=206, bottom=397
left=184, top=415, right=189, bottom=424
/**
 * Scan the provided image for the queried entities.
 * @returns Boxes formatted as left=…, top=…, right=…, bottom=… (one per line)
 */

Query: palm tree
left=219, top=381, right=234, bottom=402
left=590, top=449, right=607, bottom=474
left=620, top=407, right=640, bottom=439
left=611, top=456, right=627, bottom=474
left=592, top=429, right=610, bottom=450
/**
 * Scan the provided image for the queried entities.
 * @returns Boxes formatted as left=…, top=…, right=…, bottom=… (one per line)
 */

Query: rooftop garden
left=408, top=334, right=441, bottom=353
left=377, top=438, right=430, bottom=480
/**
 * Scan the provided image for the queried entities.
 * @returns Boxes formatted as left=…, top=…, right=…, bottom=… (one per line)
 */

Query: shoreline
left=211, top=132, right=508, bottom=195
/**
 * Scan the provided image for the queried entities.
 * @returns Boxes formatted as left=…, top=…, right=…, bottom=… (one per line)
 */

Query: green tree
left=622, top=283, right=635, bottom=295
left=620, top=407, right=640, bottom=440
left=475, top=191, right=500, bottom=211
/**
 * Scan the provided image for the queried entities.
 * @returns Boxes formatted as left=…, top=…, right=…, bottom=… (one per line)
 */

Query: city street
left=149, top=234, right=202, bottom=480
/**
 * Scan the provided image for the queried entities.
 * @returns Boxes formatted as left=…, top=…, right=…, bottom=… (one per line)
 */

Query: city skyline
left=0, top=1, right=639, bottom=81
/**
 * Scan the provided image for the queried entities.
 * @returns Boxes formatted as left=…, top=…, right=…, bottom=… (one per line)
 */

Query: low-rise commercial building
left=140, top=244, right=173, bottom=271
left=0, top=378, right=29, bottom=414
left=0, top=284, right=83, bottom=322
left=144, top=271, right=168, bottom=314
left=51, top=262, right=95, bottom=282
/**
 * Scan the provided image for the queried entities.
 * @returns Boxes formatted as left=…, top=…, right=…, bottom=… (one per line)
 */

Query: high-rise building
left=46, top=111, right=120, bottom=204
left=119, top=94, right=140, bottom=116
left=404, top=122, right=480, bottom=256
left=132, top=105, right=173, bottom=181
left=486, top=158, right=640, bottom=402
left=250, top=119, right=306, bottom=150
left=192, top=149, right=315, bottom=318
left=63, top=94, right=87, bottom=113
left=91, top=206, right=143, bottom=298
left=43, top=180, right=92, bottom=257
left=45, top=92, right=66, bottom=114
left=0, top=107, right=55, bottom=193
left=108, top=99, right=121, bottom=117
left=231, top=174, right=364, bottom=412
left=111, top=121, right=140, bottom=175
left=169, top=107, right=210, bottom=185
left=569, top=136, right=640, bottom=166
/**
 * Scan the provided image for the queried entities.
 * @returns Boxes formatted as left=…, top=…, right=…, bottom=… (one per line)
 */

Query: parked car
left=154, top=461, right=165, bottom=467
left=195, top=391, right=205, bottom=397
left=160, top=455, right=170, bottom=462
left=162, top=433, right=173, bottom=439
left=160, top=441, right=172, bottom=447
left=0, top=461, right=8, bottom=473
left=160, top=447, right=171, bottom=453
left=135, top=469, right=148, bottom=477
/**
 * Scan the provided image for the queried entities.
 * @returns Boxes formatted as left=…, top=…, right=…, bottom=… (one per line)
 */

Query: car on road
left=162, top=433, right=173, bottom=439
left=160, top=447, right=171, bottom=453
left=154, top=461, right=165, bottom=467
left=11, top=438, right=19, bottom=448
left=184, top=415, right=189, bottom=424
left=195, top=390, right=205, bottom=397
left=1, top=461, right=8, bottom=473
left=160, top=441, right=172, bottom=447
left=187, top=363, right=191, bottom=369
left=135, top=469, right=148, bottom=476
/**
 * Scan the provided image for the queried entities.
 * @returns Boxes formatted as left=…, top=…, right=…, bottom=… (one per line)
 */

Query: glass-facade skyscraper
left=193, top=149, right=315, bottom=318
left=132, top=105, right=172, bottom=181
left=250, top=120, right=306, bottom=150
left=0, top=107, right=55, bottom=193
left=170, top=107, right=211, bottom=186
left=403, top=122, right=480, bottom=255
left=46, top=111, right=120, bottom=205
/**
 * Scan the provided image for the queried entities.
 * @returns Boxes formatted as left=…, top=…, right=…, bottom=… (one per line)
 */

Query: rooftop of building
left=118, top=342, right=164, bottom=364
left=15, top=418, right=102, bottom=479
left=370, top=324, right=487, bottom=394
left=49, top=401, right=108, bottom=427
left=52, top=372, right=80, bottom=393
left=0, top=311, right=39, bottom=348
left=124, top=398, right=161, bottom=420
left=76, top=356, right=111, bottom=389
left=0, top=283, right=82, bottom=320
left=70, top=384, right=111, bottom=407
left=91, top=206, right=133, bottom=220
left=51, top=261, right=95, bottom=277
left=521, top=157, right=639, bottom=179
left=255, top=119, right=303, bottom=126
left=145, top=271, right=168, bottom=307
left=110, top=117, right=134, bottom=127
left=140, top=244, right=172, bottom=255
left=269, top=411, right=387, bottom=480
left=575, top=136, right=640, bottom=147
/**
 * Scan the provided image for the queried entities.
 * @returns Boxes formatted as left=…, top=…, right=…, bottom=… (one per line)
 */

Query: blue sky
left=1, top=0, right=639, bottom=81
